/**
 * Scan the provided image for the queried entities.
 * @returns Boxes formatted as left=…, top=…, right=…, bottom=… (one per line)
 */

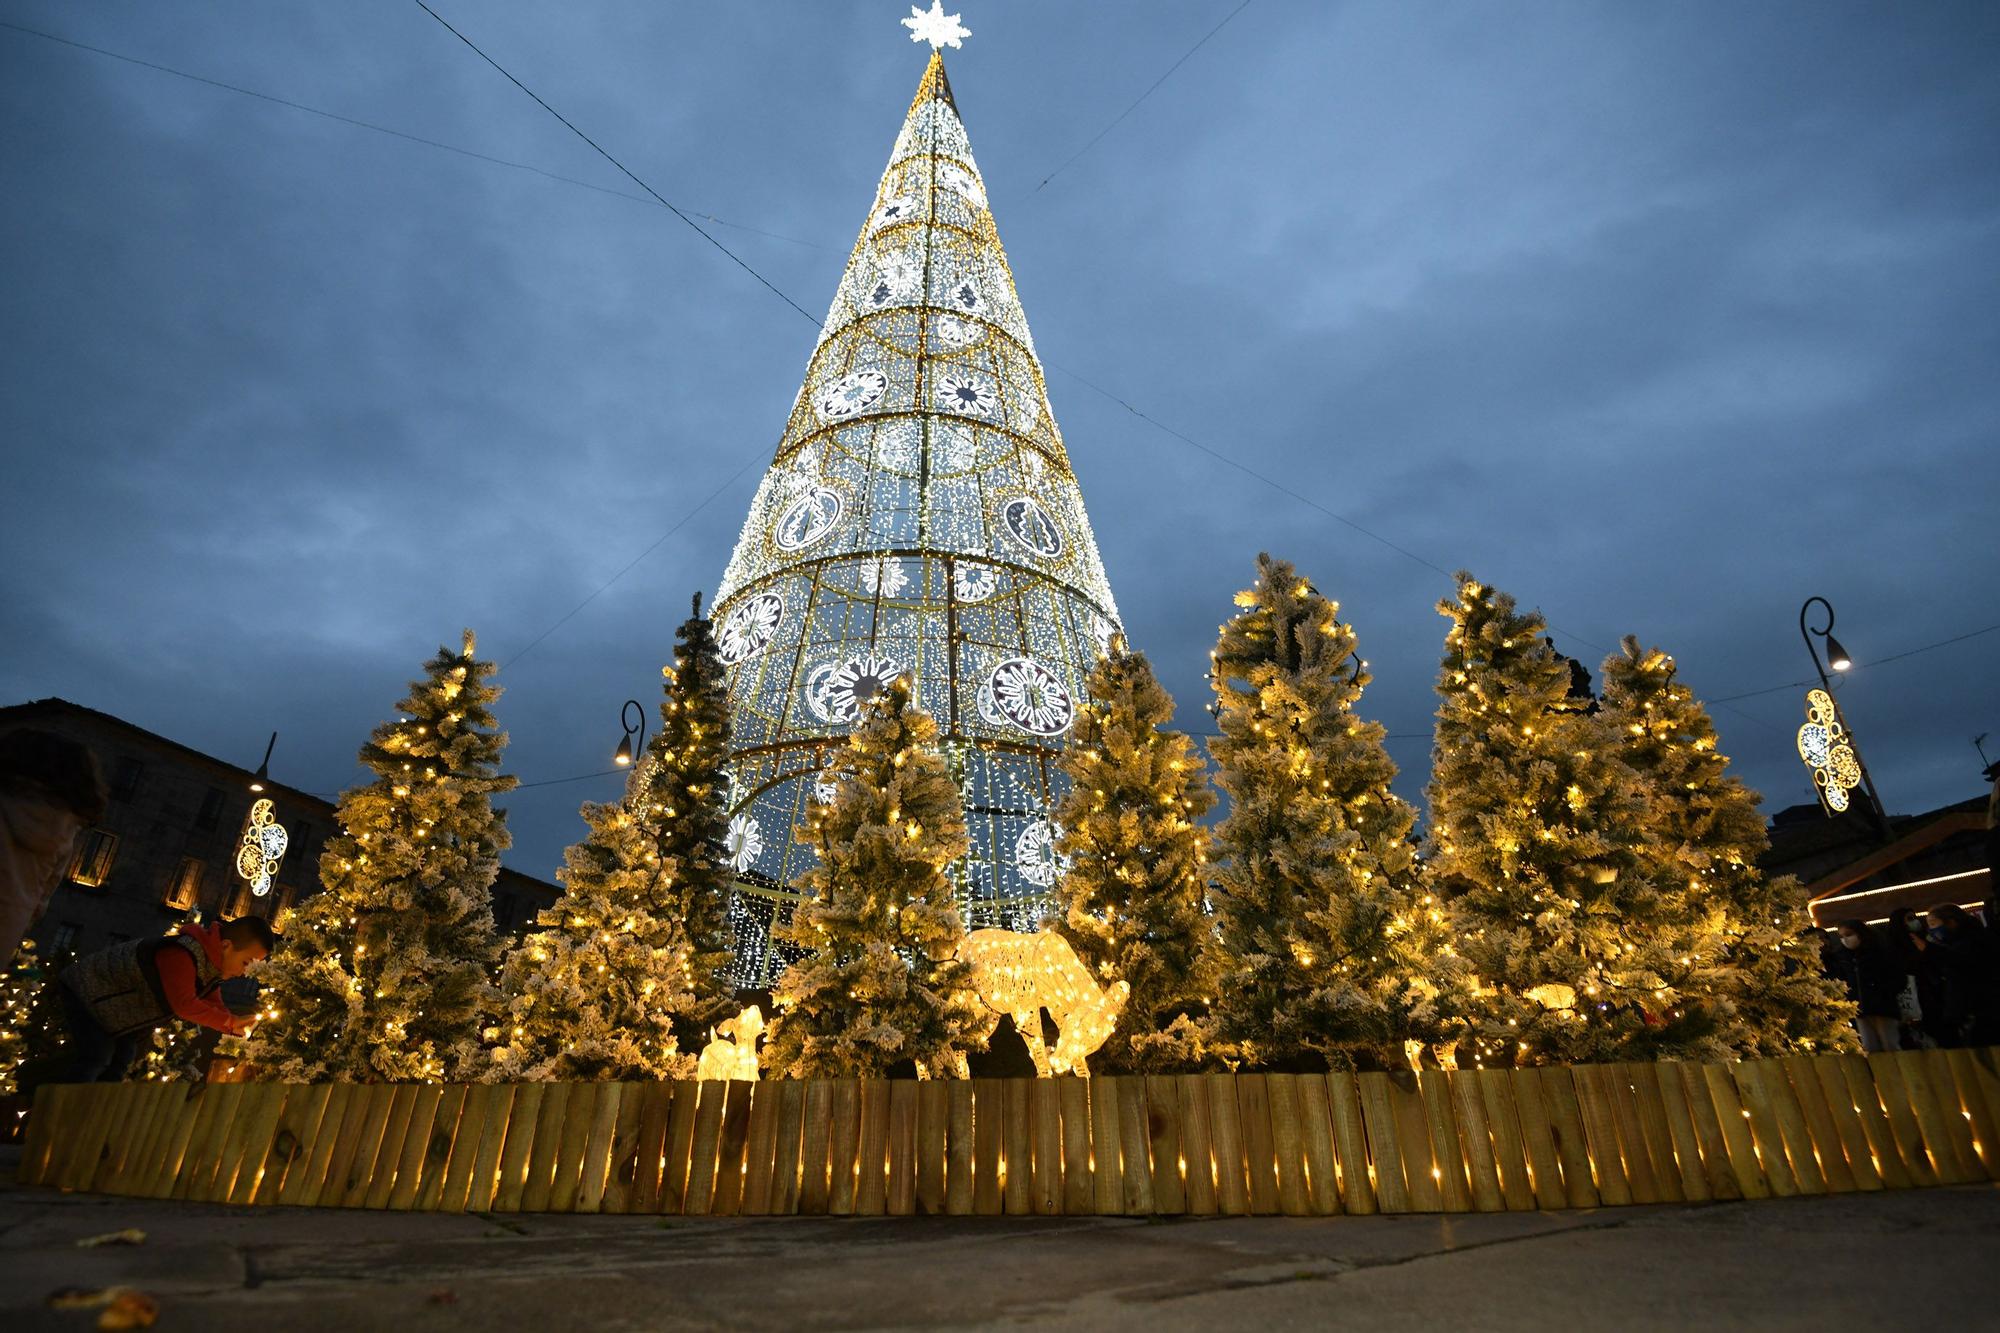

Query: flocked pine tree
left=1049, top=638, right=1216, bottom=1072
left=1206, top=555, right=1469, bottom=1072
left=140, top=1019, right=216, bottom=1084
left=236, top=631, right=516, bottom=1082
left=486, top=596, right=738, bottom=1080
left=0, top=941, right=38, bottom=1095
left=5, top=941, right=79, bottom=1096
left=1598, top=637, right=1855, bottom=1055
left=486, top=797, right=697, bottom=1081
left=1428, top=577, right=1723, bottom=1066
left=763, top=677, right=984, bottom=1078
left=646, top=593, right=740, bottom=1034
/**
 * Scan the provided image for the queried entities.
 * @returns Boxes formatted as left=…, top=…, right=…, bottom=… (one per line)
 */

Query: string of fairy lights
left=6, top=14, right=1992, bottom=808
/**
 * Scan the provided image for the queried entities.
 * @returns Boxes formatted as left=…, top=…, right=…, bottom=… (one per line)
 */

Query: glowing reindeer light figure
left=698, top=1004, right=765, bottom=1081
left=960, top=929, right=1128, bottom=1077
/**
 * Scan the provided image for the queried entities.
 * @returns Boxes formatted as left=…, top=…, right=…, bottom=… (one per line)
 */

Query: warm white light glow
left=1815, top=868, right=1988, bottom=908
left=901, top=1, right=970, bottom=50
left=697, top=1005, right=765, bottom=1081
left=960, top=929, right=1128, bottom=1077
left=1796, top=689, right=1861, bottom=816
left=236, top=798, right=288, bottom=897
left=705, top=44, right=1122, bottom=983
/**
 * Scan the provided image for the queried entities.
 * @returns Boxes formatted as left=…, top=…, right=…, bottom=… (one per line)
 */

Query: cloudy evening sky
left=2, top=1, right=1995, bottom=878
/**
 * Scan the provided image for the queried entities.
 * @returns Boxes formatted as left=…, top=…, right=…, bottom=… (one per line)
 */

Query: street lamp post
left=248, top=731, right=278, bottom=792
left=613, top=699, right=647, bottom=768
left=1797, top=597, right=1891, bottom=840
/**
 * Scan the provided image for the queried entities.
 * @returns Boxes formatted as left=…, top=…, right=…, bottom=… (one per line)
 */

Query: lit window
left=67, top=829, right=119, bottom=888
left=164, top=857, right=204, bottom=911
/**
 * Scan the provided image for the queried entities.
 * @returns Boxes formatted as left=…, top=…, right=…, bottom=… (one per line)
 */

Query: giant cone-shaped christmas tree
left=711, top=53, right=1122, bottom=983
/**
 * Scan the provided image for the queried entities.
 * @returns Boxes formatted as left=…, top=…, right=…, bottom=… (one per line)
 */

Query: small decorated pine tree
left=236, top=630, right=517, bottom=1082
left=1206, top=554, right=1470, bottom=1072
left=1428, top=576, right=1722, bottom=1066
left=485, top=799, right=700, bottom=1080
left=1598, top=637, right=1855, bottom=1055
left=762, top=677, right=984, bottom=1079
left=5, top=940, right=79, bottom=1096
left=1, top=941, right=40, bottom=1095
left=1049, top=638, right=1216, bottom=1072
left=487, top=597, right=738, bottom=1081
left=641, top=594, right=739, bottom=1035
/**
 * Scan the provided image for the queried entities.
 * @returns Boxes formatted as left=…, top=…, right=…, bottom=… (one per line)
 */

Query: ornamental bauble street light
left=1795, top=596, right=1889, bottom=839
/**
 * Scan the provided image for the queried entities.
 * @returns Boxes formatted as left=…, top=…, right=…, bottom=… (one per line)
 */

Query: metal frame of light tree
left=706, top=55, right=1122, bottom=985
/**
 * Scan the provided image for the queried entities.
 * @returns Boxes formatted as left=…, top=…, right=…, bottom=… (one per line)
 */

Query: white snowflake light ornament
left=860, top=557, right=910, bottom=598
left=726, top=813, right=765, bottom=872
left=902, top=1, right=970, bottom=50
left=1013, top=819, right=1070, bottom=888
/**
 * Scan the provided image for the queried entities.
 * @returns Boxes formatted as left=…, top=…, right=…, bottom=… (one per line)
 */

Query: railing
left=16, top=1049, right=1998, bottom=1215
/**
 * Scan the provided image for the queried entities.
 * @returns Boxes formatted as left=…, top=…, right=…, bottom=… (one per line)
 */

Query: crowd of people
left=1821, top=905, right=2000, bottom=1052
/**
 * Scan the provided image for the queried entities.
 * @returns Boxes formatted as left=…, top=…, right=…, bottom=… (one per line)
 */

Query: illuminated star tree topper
left=903, top=1, right=971, bottom=50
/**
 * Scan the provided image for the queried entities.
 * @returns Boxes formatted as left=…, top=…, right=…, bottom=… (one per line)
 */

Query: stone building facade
left=0, top=698, right=559, bottom=964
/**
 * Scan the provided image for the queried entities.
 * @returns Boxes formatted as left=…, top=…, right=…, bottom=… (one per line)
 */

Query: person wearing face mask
left=1886, top=907, right=1944, bottom=1048
left=1923, top=904, right=1999, bottom=1048
left=1826, top=919, right=1906, bottom=1053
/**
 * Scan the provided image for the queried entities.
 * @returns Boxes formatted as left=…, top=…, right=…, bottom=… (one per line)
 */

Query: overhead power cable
left=24, top=11, right=1988, bottom=716
left=499, top=452, right=765, bottom=670
left=1034, top=0, right=1254, bottom=192
left=17, top=4, right=1547, bottom=666
left=1049, top=362, right=1455, bottom=580
left=1706, top=622, right=2000, bottom=704
left=514, top=767, right=625, bottom=791
left=411, top=1, right=824, bottom=328
left=0, top=18, right=821, bottom=249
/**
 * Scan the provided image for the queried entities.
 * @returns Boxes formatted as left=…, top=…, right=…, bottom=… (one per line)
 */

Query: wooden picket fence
left=15, top=1049, right=1999, bottom=1217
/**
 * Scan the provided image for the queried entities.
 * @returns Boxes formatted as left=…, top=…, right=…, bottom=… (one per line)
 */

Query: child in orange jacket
left=59, top=916, right=275, bottom=1082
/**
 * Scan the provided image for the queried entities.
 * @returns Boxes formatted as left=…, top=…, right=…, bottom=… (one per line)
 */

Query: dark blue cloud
left=2, top=1, right=1994, bottom=875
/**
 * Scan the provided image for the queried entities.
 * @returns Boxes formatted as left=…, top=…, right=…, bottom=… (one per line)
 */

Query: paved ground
left=3, top=1147, right=1993, bottom=1331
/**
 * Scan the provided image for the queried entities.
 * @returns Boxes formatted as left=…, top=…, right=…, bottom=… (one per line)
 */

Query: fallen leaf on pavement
left=97, top=1290, right=160, bottom=1330
left=76, top=1229, right=148, bottom=1248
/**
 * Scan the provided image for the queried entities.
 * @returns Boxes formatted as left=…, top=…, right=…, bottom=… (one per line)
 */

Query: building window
left=110, top=756, right=145, bottom=804
left=492, top=893, right=516, bottom=931
left=67, top=829, right=119, bottom=888
left=165, top=857, right=204, bottom=911
left=47, top=922, right=80, bottom=958
left=195, top=786, right=226, bottom=831
left=223, top=878, right=254, bottom=919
